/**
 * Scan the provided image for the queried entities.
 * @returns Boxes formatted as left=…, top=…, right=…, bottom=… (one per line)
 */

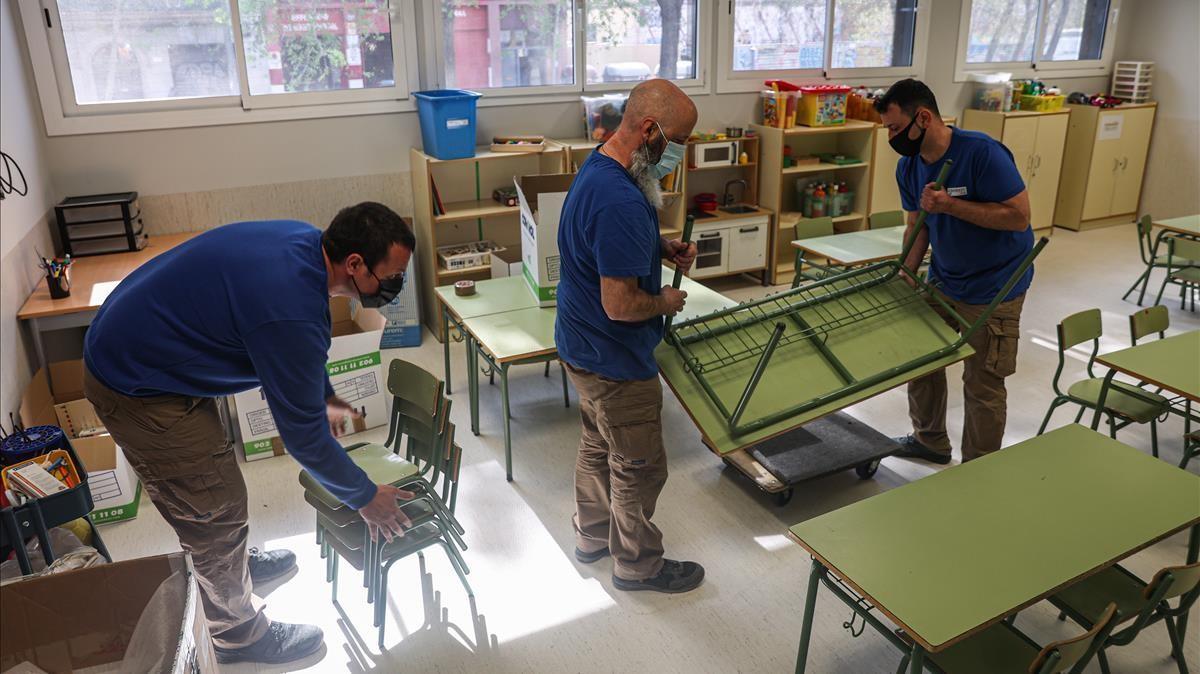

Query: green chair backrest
left=1147, top=561, right=1200, bottom=602
left=1029, top=603, right=1119, bottom=674
left=1052, top=309, right=1102, bottom=394
left=1135, top=215, right=1153, bottom=264
left=388, top=359, right=441, bottom=418
left=793, top=217, right=835, bottom=276
left=870, top=210, right=905, bottom=229
left=1167, top=235, right=1200, bottom=266
left=1129, top=305, right=1169, bottom=345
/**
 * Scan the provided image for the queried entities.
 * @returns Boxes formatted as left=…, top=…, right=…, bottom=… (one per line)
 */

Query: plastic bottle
left=828, top=184, right=841, bottom=217
left=812, top=187, right=826, bottom=218
left=802, top=184, right=814, bottom=218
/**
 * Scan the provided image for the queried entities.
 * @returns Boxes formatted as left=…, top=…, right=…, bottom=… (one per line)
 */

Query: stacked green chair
left=1130, top=306, right=1198, bottom=468
left=869, top=210, right=905, bottom=229
left=1153, top=235, right=1200, bottom=311
left=299, top=358, right=471, bottom=648
left=1121, top=215, right=1192, bottom=306
left=896, top=604, right=1119, bottom=674
left=1037, top=309, right=1170, bottom=458
left=1047, top=561, right=1200, bottom=674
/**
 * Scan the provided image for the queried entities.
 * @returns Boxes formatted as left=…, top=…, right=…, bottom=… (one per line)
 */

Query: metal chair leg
left=1109, top=413, right=1118, bottom=439
left=1155, top=274, right=1172, bottom=307
left=1151, top=418, right=1159, bottom=458
left=1098, top=649, right=1113, bottom=674
left=1123, top=268, right=1150, bottom=302
left=1038, top=398, right=1066, bottom=434
left=1074, top=405, right=1087, bottom=424
left=1165, top=615, right=1190, bottom=674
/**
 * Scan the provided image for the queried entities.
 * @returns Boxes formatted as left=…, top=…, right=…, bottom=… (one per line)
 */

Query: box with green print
left=232, top=297, right=389, bottom=461
left=515, top=173, right=575, bottom=307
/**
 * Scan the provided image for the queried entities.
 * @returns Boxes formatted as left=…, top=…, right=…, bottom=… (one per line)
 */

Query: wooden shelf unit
left=754, top=122, right=876, bottom=285
left=410, top=145, right=565, bottom=340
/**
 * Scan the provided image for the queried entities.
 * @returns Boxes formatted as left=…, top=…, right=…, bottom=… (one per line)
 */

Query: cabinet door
left=728, top=220, right=769, bottom=272
left=1028, top=114, right=1069, bottom=229
left=1082, top=118, right=1122, bottom=220
left=1001, top=116, right=1039, bottom=186
left=1109, top=107, right=1155, bottom=215
left=869, top=127, right=903, bottom=214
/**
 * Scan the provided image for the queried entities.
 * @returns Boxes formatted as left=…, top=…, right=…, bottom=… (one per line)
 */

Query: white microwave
left=695, top=141, right=738, bottom=168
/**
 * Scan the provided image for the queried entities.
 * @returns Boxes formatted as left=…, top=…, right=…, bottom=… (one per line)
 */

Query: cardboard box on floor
left=0, top=552, right=217, bottom=673
left=233, top=296, right=389, bottom=461
left=514, top=173, right=574, bottom=307
left=19, top=360, right=142, bottom=525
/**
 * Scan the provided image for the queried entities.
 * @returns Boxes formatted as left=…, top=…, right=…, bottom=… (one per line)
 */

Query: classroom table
left=1154, top=215, right=1200, bottom=237
left=442, top=270, right=731, bottom=482
left=1090, top=330, right=1200, bottom=467
left=1126, top=215, right=1198, bottom=306
left=16, top=233, right=198, bottom=376
left=791, top=226, right=906, bottom=267
left=789, top=424, right=1200, bottom=674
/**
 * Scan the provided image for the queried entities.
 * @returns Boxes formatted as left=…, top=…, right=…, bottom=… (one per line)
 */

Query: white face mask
left=648, top=121, right=685, bottom=180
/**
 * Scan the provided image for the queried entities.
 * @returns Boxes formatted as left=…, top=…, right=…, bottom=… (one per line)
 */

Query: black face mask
left=889, top=115, right=927, bottom=157
left=352, top=268, right=405, bottom=308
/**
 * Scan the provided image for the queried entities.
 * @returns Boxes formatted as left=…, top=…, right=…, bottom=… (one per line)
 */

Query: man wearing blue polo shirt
left=555, top=80, right=703, bottom=593
left=875, top=79, right=1034, bottom=464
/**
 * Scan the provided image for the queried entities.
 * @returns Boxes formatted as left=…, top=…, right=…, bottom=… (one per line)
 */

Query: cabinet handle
left=1113, top=157, right=1120, bottom=172
left=738, top=226, right=760, bottom=233
left=1035, top=154, right=1042, bottom=169
left=1120, top=156, right=1129, bottom=170
left=699, top=232, right=721, bottom=239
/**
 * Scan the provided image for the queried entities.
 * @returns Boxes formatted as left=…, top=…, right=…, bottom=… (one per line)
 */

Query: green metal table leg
left=442, top=306, right=453, bottom=395
left=469, top=337, right=480, bottom=436
left=501, top=363, right=513, bottom=481
left=908, top=645, right=925, bottom=674
left=1089, top=369, right=1118, bottom=431
left=794, top=558, right=825, bottom=674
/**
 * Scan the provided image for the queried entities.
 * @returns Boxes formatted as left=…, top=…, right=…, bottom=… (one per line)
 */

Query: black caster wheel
left=775, top=488, right=794, bottom=507
left=855, top=459, right=881, bottom=480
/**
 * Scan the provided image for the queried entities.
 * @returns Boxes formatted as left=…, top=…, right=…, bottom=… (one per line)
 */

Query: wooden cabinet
left=960, top=109, right=1069, bottom=233
left=866, top=116, right=955, bottom=218
left=1054, top=103, right=1156, bottom=231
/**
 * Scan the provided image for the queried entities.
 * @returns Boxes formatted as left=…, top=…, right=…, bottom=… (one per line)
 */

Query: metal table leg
left=469, top=337, right=480, bottom=436
left=442, top=306, right=453, bottom=395
left=907, top=645, right=926, bottom=674
left=794, top=558, right=825, bottom=674
left=1179, top=524, right=1200, bottom=649
left=501, top=363, right=513, bottom=481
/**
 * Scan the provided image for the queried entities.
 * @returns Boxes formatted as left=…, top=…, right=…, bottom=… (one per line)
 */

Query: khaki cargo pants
left=83, top=367, right=269, bottom=650
left=907, top=291, right=1026, bottom=462
left=564, top=363, right=668, bottom=581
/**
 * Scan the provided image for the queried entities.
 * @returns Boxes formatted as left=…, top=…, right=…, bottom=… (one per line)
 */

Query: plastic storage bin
left=798, top=85, right=850, bottom=127
left=1019, top=94, right=1064, bottom=112
left=414, top=90, right=482, bottom=160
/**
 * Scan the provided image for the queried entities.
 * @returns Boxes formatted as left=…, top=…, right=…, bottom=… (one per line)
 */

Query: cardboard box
left=379, top=253, right=422, bottom=349
left=0, top=552, right=217, bottom=673
left=514, top=173, right=574, bottom=307
left=19, top=361, right=142, bottom=525
left=233, top=297, right=389, bottom=461
left=489, top=247, right=523, bottom=278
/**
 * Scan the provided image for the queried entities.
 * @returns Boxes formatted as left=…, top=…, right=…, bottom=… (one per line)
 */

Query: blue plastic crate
left=413, top=89, right=482, bottom=160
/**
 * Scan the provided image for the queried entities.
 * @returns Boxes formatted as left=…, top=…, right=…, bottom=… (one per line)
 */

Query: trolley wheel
left=855, top=459, right=881, bottom=480
left=775, top=488, right=794, bottom=507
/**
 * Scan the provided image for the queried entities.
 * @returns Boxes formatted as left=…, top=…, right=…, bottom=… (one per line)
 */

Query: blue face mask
left=648, top=121, right=686, bottom=180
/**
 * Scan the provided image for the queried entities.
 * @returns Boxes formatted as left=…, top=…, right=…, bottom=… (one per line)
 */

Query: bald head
left=620, top=79, right=698, bottom=142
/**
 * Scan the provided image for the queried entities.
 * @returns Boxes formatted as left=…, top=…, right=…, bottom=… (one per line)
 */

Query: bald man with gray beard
left=554, top=80, right=704, bottom=594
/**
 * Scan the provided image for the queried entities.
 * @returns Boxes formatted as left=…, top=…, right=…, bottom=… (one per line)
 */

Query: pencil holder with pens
left=46, top=267, right=71, bottom=299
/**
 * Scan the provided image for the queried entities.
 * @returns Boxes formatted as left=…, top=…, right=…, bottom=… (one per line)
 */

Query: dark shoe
left=892, top=435, right=952, bottom=465
left=248, top=547, right=297, bottom=583
left=575, top=546, right=610, bottom=564
left=214, top=621, right=323, bottom=664
left=613, top=559, right=705, bottom=594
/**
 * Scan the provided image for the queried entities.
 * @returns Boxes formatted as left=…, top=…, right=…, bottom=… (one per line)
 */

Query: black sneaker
left=613, top=559, right=705, bottom=594
left=214, top=621, right=324, bottom=664
left=575, top=546, right=610, bottom=564
left=892, top=435, right=952, bottom=465
left=248, top=547, right=297, bottom=583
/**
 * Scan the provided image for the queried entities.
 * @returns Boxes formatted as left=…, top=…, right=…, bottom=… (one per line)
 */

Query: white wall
left=1, top=0, right=57, bottom=419
left=1112, top=0, right=1200, bottom=219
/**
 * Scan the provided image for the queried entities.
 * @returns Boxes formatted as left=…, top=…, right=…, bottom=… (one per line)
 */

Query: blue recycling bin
left=413, top=89, right=483, bottom=160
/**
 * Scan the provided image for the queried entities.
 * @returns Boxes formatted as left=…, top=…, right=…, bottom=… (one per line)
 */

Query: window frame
left=953, top=0, right=1123, bottom=82
left=715, top=0, right=928, bottom=94
left=426, top=0, right=711, bottom=101
left=20, top=1, right=421, bottom=135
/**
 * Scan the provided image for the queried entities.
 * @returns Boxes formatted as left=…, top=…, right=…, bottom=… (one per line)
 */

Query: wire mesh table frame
left=664, top=161, right=1049, bottom=438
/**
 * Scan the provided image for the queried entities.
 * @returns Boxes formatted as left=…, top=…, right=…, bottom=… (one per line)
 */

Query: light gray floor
left=101, top=226, right=1199, bottom=673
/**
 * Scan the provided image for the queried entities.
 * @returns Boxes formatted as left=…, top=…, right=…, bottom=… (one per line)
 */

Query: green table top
left=1096, top=330, right=1200, bottom=403
left=792, top=227, right=905, bottom=266
left=1153, top=215, right=1200, bottom=236
left=656, top=277, right=972, bottom=455
left=462, top=269, right=731, bottom=364
left=435, top=276, right=538, bottom=320
left=789, top=424, right=1200, bottom=652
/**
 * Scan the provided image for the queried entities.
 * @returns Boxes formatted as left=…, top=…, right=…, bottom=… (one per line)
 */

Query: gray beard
left=628, top=143, right=665, bottom=210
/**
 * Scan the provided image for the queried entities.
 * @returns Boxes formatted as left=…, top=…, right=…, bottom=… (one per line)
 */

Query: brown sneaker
left=613, top=560, right=705, bottom=594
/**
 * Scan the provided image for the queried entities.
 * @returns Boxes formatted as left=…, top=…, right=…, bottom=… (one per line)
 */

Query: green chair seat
left=1051, top=566, right=1148, bottom=627
left=1169, top=266, right=1200, bottom=282
left=1151, top=254, right=1194, bottom=266
left=922, top=622, right=1042, bottom=673
left=299, top=443, right=421, bottom=509
left=1065, top=378, right=1169, bottom=423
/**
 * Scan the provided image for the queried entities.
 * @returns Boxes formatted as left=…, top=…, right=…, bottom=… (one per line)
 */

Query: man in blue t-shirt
left=555, top=79, right=703, bottom=594
left=82, top=203, right=415, bottom=665
left=875, top=79, right=1035, bottom=464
